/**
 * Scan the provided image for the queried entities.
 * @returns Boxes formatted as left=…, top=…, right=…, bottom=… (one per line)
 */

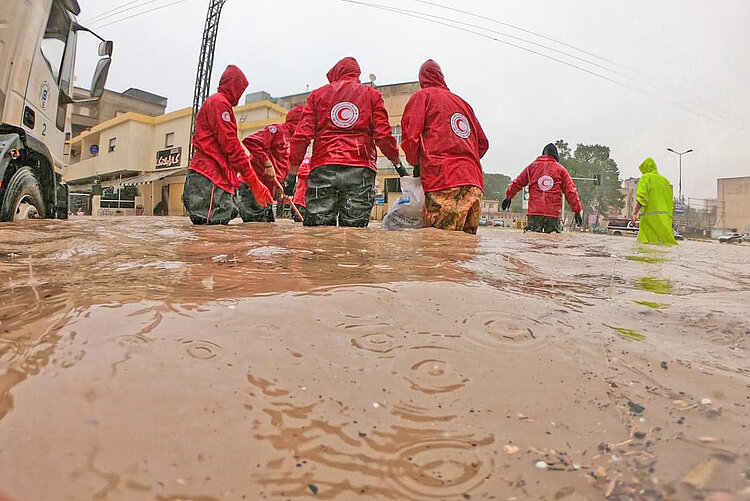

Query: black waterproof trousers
left=525, top=215, right=563, bottom=233
left=234, top=183, right=275, bottom=223
left=183, top=170, right=238, bottom=225
left=304, top=165, right=375, bottom=227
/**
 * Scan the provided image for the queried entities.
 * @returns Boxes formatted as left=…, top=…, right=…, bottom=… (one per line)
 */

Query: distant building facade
left=70, top=87, right=168, bottom=138
left=481, top=199, right=500, bottom=218
left=65, top=100, right=287, bottom=216
left=619, top=177, right=639, bottom=218
left=716, top=176, right=750, bottom=233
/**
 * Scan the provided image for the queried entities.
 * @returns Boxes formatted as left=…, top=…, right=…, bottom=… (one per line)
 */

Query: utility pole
left=667, top=148, right=693, bottom=202
left=190, top=0, right=228, bottom=162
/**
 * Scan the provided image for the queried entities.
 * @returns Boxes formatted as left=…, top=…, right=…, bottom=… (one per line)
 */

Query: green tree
left=484, top=173, right=523, bottom=211
left=555, top=140, right=625, bottom=220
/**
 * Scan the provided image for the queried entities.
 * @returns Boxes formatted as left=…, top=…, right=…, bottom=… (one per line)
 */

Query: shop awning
left=113, top=168, right=184, bottom=189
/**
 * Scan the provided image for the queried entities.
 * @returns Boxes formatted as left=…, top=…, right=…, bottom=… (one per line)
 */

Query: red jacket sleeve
left=401, top=92, right=426, bottom=168
left=506, top=166, right=530, bottom=200
left=242, top=128, right=273, bottom=167
left=290, top=96, right=316, bottom=166
left=561, top=168, right=583, bottom=213
left=370, top=90, right=401, bottom=164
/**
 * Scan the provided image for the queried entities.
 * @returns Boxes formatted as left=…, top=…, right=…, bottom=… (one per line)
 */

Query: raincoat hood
left=419, top=60, right=448, bottom=90
left=639, top=158, right=658, bottom=175
left=285, top=106, right=305, bottom=126
left=542, top=143, right=559, bottom=161
left=326, top=57, right=361, bottom=83
left=218, top=65, right=249, bottom=106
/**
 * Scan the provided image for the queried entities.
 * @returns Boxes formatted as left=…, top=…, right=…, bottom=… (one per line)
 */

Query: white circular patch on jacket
left=269, top=125, right=278, bottom=134
left=221, top=111, right=232, bottom=122
left=538, top=175, right=555, bottom=192
left=450, top=113, right=471, bottom=139
left=331, top=102, right=359, bottom=128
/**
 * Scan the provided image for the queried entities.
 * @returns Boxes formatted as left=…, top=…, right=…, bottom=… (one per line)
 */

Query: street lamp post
left=667, top=148, right=693, bottom=202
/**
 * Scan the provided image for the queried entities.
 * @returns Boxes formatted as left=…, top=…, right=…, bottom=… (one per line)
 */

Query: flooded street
left=0, top=217, right=748, bottom=501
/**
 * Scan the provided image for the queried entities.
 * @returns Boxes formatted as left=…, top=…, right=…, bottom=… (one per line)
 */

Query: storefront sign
left=156, top=147, right=182, bottom=169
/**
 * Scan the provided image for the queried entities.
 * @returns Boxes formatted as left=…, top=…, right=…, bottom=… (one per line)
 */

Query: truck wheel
left=0, top=167, right=46, bottom=222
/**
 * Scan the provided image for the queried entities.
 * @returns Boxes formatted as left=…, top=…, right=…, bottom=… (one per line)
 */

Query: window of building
left=392, top=125, right=402, bottom=144
left=165, top=132, right=175, bottom=148
left=108, top=137, right=116, bottom=153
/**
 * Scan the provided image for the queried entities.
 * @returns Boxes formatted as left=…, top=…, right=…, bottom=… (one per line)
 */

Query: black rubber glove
left=575, top=213, right=583, bottom=226
left=395, top=163, right=409, bottom=177
left=413, top=165, right=420, bottom=178
left=501, top=198, right=512, bottom=211
left=283, top=174, right=296, bottom=197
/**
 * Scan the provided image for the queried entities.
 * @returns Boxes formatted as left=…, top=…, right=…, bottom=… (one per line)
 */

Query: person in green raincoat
left=632, top=158, right=677, bottom=245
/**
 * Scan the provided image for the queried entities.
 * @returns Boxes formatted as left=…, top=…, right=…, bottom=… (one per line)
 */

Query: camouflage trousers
left=424, top=186, right=483, bottom=235
left=305, top=165, right=375, bottom=227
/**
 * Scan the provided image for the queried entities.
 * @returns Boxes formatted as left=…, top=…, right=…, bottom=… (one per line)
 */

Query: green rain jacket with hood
left=636, top=158, right=677, bottom=245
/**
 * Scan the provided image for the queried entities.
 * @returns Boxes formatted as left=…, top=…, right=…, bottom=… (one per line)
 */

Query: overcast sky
left=76, top=0, right=749, bottom=200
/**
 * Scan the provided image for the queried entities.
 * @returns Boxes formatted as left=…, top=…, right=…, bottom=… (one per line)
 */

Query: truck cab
left=0, top=0, right=112, bottom=221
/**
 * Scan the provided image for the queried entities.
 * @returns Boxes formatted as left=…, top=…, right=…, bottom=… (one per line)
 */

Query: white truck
left=0, top=0, right=112, bottom=221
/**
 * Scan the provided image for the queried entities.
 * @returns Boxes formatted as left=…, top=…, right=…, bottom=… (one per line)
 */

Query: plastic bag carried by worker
left=382, top=176, right=425, bottom=230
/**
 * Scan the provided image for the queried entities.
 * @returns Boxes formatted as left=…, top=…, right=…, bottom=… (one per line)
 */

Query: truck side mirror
left=91, top=58, right=111, bottom=99
left=99, top=41, right=114, bottom=57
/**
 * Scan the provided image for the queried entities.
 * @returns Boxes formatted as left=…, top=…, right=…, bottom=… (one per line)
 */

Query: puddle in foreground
left=1, top=217, right=749, bottom=500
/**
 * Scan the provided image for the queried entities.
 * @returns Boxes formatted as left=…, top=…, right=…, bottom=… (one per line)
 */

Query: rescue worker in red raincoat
left=238, top=106, right=304, bottom=222
left=289, top=56, right=405, bottom=227
left=183, top=65, right=272, bottom=225
left=401, top=60, right=489, bottom=234
left=502, top=143, right=583, bottom=233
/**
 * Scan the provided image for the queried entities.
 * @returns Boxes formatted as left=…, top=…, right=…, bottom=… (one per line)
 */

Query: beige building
left=70, top=87, right=168, bottom=138
left=481, top=199, right=500, bottom=218
left=65, top=100, right=288, bottom=216
left=619, top=177, right=639, bottom=218
left=716, top=176, right=750, bottom=233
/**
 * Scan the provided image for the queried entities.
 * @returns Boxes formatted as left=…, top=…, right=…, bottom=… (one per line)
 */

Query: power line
left=405, top=0, right=621, bottom=68
left=355, top=2, right=625, bottom=78
left=337, top=0, right=740, bottom=127
left=83, top=0, right=144, bottom=23
left=401, top=0, right=740, bottom=126
left=90, top=0, right=192, bottom=30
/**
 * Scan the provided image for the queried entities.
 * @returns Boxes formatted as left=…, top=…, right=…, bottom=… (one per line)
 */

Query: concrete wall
left=717, top=177, right=750, bottom=233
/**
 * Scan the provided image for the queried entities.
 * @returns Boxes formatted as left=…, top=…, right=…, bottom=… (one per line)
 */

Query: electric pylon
left=189, top=0, right=227, bottom=161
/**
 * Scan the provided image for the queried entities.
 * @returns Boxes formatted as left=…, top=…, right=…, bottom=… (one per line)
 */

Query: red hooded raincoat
left=401, top=60, right=489, bottom=194
left=290, top=57, right=400, bottom=171
left=243, top=106, right=304, bottom=192
left=189, top=65, right=271, bottom=204
left=506, top=155, right=582, bottom=218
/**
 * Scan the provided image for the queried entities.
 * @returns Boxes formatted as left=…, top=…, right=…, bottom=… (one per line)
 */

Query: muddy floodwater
left=1, top=217, right=749, bottom=501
